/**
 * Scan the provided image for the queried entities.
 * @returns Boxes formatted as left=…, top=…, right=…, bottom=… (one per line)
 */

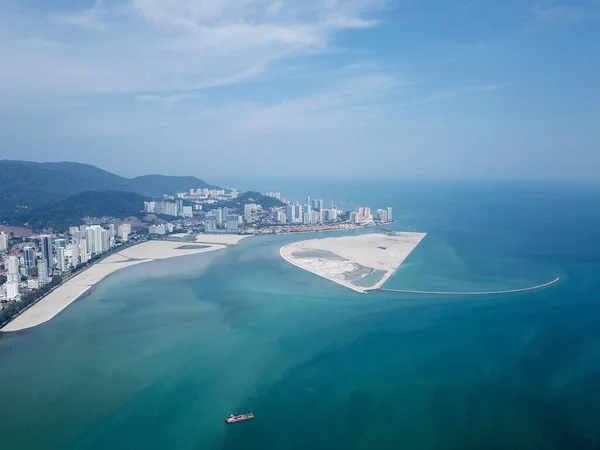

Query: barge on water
left=225, top=413, right=254, bottom=424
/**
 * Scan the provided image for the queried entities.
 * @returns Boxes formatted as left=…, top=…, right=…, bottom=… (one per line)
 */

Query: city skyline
left=1, top=1, right=599, bottom=181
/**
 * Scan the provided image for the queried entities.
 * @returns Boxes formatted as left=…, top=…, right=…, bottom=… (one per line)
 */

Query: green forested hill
left=0, top=160, right=217, bottom=216
left=10, top=190, right=149, bottom=231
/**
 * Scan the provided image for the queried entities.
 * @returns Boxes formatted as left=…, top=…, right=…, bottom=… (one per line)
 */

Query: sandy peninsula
left=2, top=237, right=247, bottom=332
left=280, top=232, right=426, bottom=294
left=195, top=234, right=249, bottom=245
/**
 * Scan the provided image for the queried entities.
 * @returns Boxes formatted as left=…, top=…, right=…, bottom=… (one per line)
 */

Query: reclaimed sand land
left=280, top=232, right=427, bottom=293
left=2, top=238, right=245, bottom=332
left=195, top=234, right=249, bottom=245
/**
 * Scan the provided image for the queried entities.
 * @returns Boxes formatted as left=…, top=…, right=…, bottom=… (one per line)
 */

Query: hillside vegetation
left=10, top=191, right=148, bottom=231
left=0, top=160, right=217, bottom=216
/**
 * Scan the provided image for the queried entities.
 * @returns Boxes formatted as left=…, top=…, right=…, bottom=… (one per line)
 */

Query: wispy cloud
left=403, top=83, right=511, bottom=106
left=0, top=0, right=388, bottom=98
left=24, top=101, right=90, bottom=110
left=25, top=37, right=63, bottom=49
left=135, top=93, right=199, bottom=107
left=212, top=75, right=401, bottom=137
left=54, top=0, right=108, bottom=30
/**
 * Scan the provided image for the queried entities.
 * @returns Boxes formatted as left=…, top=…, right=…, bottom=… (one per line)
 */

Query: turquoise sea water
left=1, top=181, right=600, bottom=449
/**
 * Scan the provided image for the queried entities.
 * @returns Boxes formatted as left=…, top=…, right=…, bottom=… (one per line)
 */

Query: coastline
left=279, top=232, right=426, bottom=294
left=1, top=237, right=248, bottom=333
left=279, top=246, right=368, bottom=294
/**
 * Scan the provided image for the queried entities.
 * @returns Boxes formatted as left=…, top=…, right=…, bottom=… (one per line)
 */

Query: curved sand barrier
left=2, top=237, right=246, bottom=333
left=379, top=277, right=560, bottom=296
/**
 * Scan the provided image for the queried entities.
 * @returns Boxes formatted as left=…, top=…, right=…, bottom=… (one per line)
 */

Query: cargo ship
left=225, top=413, right=254, bottom=424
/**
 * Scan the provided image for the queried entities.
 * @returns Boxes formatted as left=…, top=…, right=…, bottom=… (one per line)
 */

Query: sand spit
left=195, top=234, right=249, bottom=245
left=2, top=240, right=233, bottom=332
left=280, top=232, right=426, bottom=294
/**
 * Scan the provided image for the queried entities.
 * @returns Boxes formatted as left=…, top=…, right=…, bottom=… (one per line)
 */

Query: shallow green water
left=1, top=182, right=599, bottom=449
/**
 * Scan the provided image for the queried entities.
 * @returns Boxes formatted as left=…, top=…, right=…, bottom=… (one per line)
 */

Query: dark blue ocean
left=1, top=181, right=599, bottom=449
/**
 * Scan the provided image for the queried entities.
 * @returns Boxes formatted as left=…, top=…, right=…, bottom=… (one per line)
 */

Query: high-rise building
left=69, top=226, right=80, bottom=236
left=37, top=259, right=50, bottom=285
left=302, top=204, right=312, bottom=225
left=80, top=239, right=89, bottom=263
left=312, top=210, right=320, bottom=224
left=377, top=209, right=388, bottom=222
left=56, top=247, right=67, bottom=273
left=387, top=207, right=393, bottom=221
left=6, top=281, right=19, bottom=300
left=7, top=256, right=20, bottom=283
left=144, top=201, right=156, bottom=213
left=101, top=229, right=110, bottom=253
left=294, top=204, right=303, bottom=223
left=205, top=216, right=218, bottom=232
left=149, top=224, right=167, bottom=235
left=108, top=224, right=116, bottom=239
left=0, top=232, right=8, bottom=251
left=222, top=207, right=229, bottom=218
left=85, top=225, right=104, bottom=255
left=350, top=212, right=357, bottom=224
left=117, top=224, right=130, bottom=242
left=244, top=204, right=255, bottom=223
left=276, top=211, right=287, bottom=223
left=215, top=209, right=223, bottom=225
left=226, top=215, right=239, bottom=232
left=286, top=205, right=295, bottom=224
left=266, top=192, right=281, bottom=200
left=41, top=235, right=53, bottom=276
left=68, top=242, right=80, bottom=266
left=23, top=246, right=36, bottom=276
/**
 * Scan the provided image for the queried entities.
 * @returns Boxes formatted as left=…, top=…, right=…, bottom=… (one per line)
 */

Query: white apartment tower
left=56, top=247, right=67, bottom=272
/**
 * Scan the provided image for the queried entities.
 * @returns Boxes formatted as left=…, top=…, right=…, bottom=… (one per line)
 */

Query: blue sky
left=0, top=0, right=598, bottom=181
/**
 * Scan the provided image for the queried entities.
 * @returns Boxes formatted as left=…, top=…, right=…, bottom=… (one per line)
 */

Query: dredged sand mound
left=280, top=232, right=426, bottom=293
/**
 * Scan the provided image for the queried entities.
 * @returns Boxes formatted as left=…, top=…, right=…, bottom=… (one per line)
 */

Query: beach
left=280, top=232, right=426, bottom=293
left=2, top=237, right=247, bottom=332
left=195, top=234, right=249, bottom=245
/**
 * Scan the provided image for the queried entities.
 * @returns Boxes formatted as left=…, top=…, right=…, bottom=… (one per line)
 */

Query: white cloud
left=135, top=93, right=199, bottom=106
left=25, top=37, right=63, bottom=49
left=176, top=74, right=401, bottom=137
left=402, top=83, right=511, bottom=106
left=54, top=0, right=109, bottom=30
left=0, top=0, right=388, bottom=98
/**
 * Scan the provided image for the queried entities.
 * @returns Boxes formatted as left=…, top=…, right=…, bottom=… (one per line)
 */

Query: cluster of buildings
left=182, top=188, right=235, bottom=199
left=265, top=192, right=281, bottom=200
left=239, top=192, right=393, bottom=232
left=204, top=207, right=241, bottom=233
left=148, top=223, right=175, bottom=235
left=144, top=200, right=193, bottom=218
left=140, top=184, right=394, bottom=236
left=1, top=224, right=132, bottom=302
left=350, top=206, right=393, bottom=224
left=278, top=198, right=337, bottom=225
